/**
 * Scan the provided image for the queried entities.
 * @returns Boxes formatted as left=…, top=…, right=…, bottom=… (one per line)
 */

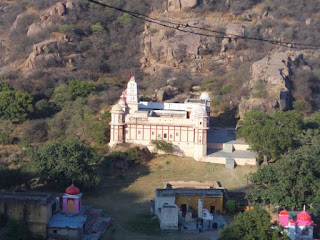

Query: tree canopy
left=28, top=138, right=99, bottom=189
left=237, top=110, right=303, bottom=160
left=248, top=129, right=320, bottom=213
left=68, top=79, right=96, bottom=99
left=0, top=83, right=33, bottom=122
left=219, top=207, right=289, bottom=240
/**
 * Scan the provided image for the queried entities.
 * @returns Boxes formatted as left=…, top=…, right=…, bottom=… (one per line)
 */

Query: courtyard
left=84, top=154, right=257, bottom=240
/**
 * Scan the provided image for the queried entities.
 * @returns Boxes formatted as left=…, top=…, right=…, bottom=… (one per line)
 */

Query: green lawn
left=84, top=155, right=257, bottom=240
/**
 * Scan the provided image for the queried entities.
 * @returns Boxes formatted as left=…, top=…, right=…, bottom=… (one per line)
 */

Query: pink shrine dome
left=296, top=209, right=314, bottom=226
left=65, top=184, right=80, bottom=195
left=279, top=210, right=289, bottom=216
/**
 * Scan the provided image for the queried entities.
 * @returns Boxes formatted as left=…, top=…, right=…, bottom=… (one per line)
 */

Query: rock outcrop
left=168, top=0, right=198, bottom=11
left=156, top=85, right=179, bottom=101
left=27, top=2, right=73, bottom=36
left=238, top=51, right=304, bottom=118
left=25, top=38, right=82, bottom=69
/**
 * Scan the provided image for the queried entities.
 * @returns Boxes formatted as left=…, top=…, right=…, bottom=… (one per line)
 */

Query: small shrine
left=62, top=184, right=82, bottom=214
left=278, top=206, right=314, bottom=240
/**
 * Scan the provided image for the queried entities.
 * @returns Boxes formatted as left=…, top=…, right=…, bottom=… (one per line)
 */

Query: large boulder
left=168, top=0, right=197, bottom=11
left=238, top=51, right=304, bottom=118
left=157, top=85, right=179, bottom=101
left=181, top=0, right=198, bottom=9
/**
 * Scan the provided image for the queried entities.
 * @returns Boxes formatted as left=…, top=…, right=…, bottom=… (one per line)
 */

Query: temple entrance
left=181, top=204, right=187, bottom=217
left=67, top=199, right=75, bottom=212
left=210, top=206, right=215, bottom=214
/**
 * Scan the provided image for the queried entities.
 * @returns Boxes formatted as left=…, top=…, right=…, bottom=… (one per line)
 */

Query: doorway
left=210, top=206, right=215, bottom=214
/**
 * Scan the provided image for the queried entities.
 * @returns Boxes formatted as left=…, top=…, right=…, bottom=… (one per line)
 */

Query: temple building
left=109, top=76, right=257, bottom=166
left=109, top=76, right=211, bottom=160
left=278, top=207, right=315, bottom=240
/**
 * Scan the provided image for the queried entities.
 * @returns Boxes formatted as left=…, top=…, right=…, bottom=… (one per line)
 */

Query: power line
left=87, top=0, right=320, bottom=49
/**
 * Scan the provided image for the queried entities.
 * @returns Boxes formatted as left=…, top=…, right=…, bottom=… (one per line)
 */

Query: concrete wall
left=160, top=206, right=178, bottom=231
left=234, top=157, right=257, bottom=166
left=154, top=196, right=175, bottom=217
left=233, top=143, right=250, bottom=151
left=175, top=195, right=223, bottom=214
left=0, top=198, right=52, bottom=238
left=47, top=227, right=83, bottom=240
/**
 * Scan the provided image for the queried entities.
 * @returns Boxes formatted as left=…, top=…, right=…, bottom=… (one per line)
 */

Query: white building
left=109, top=76, right=211, bottom=160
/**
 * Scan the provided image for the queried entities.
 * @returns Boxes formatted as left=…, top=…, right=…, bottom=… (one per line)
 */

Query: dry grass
left=84, top=155, right=257, bottom=240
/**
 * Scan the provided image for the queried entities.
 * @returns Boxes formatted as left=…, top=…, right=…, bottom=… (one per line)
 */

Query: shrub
left=90, top=23, right=104, bottom=33
left=21, top=119, right=48, bottom=142
left=59, top=24, right=75, bottom=34
left=225, top=200, right=237, bottom=213
left=0, top=128, right=13, bottom=145
left=68, top=80, right=96, bottom=99
left=0, top=85, right=34, bottom=122
left=34, top=99, right=59, bottom=118
left=151, top=140, right=173, bottom=154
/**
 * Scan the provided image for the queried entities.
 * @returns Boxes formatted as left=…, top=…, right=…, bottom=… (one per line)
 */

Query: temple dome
left=119, top=99, right=126, bottom=106
left=279, top=210, right=289, bottom=216
left=297, top=210, right=312, bottom=222
left=66, top=184, right=80, bottom=195
left=112, top=103, right=123, bottom=112
left=200, top=92, right=210, bottom=100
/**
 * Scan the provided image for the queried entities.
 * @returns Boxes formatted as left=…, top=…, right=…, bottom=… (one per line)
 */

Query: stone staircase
left=83, top=208, right=112, bottom=240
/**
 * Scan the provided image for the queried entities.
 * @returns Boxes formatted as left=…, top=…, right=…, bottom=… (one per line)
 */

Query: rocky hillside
left=0, top=0, right=320, bottom=119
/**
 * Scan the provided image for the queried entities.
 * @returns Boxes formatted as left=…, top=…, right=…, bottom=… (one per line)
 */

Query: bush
left=34, top=99, right=59, bottom=118
left=90, top=23, right=104, bottom=33
left=68, top=80, right=96, bottom=99
left=151, top=140, right=173, bottom=154
left=225, top=200, right=237, bottom=213
left=21, top=119, right=48, bottom=142
left=0, top=128, right=13, bottom=145
left=0, top=83, right=34, bottom=122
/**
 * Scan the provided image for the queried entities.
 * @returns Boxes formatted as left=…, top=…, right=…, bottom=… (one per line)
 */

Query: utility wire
left=87, top=0, right=320, bottom=49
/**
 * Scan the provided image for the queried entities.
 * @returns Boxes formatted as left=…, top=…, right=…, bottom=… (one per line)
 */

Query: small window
left=152, top=131, right=154, bottom=135
left=138, top=130, right=141, bottom=134
left=170, top=135, right=173, bottom=138
left=125, top=130, right=128, bottom=134
left=53, top=230, right=57, bottom=234
left=158, top=134, right=161, bottom=138
left=164, top=133, right=167, bottom=138
left=176, top=132, right=179, bottom=137
left=200, top=122, right=202, bottom=125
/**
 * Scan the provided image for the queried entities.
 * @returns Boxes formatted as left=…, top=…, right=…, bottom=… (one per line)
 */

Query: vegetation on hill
left=248, top=129, right=320, bottom=213
left=219, top=207, right=289, bottom=240
left=238, top=110, right=303, bottom=161
left=28, top=138, right=100, bottom=189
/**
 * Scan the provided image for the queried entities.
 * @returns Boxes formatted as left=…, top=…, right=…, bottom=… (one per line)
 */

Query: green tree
left=248, top=130, right=320, bottom=212
left=151, top=140, right=174, bottom=154
left=219, top=208, right=289, bottom=240
left=68, top=80, right=96, bottom=99
left=34, top=99, right=59, bottom=118
left=0, top=83, right=34, bottom=122
left=0, top=167, right=32, bottom=191
left=28, top=138, right=100, bottom=189
left=238, top=110, right=303, bottom=161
